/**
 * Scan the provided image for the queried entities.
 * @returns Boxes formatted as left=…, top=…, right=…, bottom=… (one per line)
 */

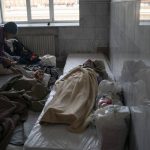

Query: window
left=140, top=0, right=150, bottom=22
left=0, top=0, right=79, bottom=23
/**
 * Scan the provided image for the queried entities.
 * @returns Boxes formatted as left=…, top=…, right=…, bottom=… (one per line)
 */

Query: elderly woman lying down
left=0, top=64, right=50, bottom=112
left=40, top=59, right=108, bottom=133
left=0, top=63, right=51, bottom=149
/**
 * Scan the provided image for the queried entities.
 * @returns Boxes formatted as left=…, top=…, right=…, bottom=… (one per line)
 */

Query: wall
left=110, top=0, right=150, bottom=149
left=58, top=0, right=110, bottom=55
left=16, top=0, right=110, bottom=57
left=18, top=27, right=58, bottom=56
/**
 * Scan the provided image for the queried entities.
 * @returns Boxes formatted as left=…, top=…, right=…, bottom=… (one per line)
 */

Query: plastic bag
left=40, top=54, right=56, bottom=67
left=94, top=105, right=130, bottom=150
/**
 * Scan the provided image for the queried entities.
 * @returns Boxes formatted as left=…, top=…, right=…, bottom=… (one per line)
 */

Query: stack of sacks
left=123, top=80, right=148, bottom=106
left=94, top=105, right=130, bottom=150
left=120, top=60, right=150, bottom=105
left=93, top=80, right=130, bottom=150
left=135, top=67, right=150, bottom=99
left=120, top=60, right=147, bottom=82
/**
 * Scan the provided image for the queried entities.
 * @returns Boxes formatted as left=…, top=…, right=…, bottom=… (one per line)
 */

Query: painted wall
left=17, top=0, right=110, bottom=57
left=58, top=0, right=110, bottom=55
left=110, top=0, right=150, bottom=149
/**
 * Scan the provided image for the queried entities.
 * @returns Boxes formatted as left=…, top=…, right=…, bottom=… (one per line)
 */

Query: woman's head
left=4, top=22, right=18, bottom=39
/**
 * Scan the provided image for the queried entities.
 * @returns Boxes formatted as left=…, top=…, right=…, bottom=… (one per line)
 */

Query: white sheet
left=24, top=53, right=113, bottom=150
left=63, top=53, right=114, bottom=80
left=24, top=91, right=100, bottom=150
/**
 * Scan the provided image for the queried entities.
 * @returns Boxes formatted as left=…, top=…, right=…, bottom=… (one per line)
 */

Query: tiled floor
left=6, top=144, right=23, bottom=150
left=6, top=111, right=40, bottom=150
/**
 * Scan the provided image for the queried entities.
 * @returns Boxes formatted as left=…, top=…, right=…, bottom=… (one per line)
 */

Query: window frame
left=0, top=0, right=79, bottom=24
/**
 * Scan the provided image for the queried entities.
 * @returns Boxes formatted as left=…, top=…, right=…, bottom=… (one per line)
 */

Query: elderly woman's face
left=4, top=32, right=16, bottom=40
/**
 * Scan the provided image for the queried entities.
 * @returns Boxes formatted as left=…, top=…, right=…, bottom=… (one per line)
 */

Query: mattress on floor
left=63, top=53, right=114, bottom=80
left=24, top=53, right=113, bottom=150
left=24, top=90, right=100, bottom=150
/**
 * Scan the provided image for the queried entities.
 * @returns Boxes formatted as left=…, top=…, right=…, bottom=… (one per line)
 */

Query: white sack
left=94, top=105, right=130, bottom=150
left=98, top=80, right=122, bottom=105
left=40, top=54, right=56, bottom=66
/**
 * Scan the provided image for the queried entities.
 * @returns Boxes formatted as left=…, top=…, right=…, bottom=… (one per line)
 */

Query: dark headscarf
left=4, top=22, right=18, bottom=34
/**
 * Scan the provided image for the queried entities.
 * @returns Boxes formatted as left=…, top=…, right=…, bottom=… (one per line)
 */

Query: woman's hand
left=34, top=70, right=44, bottom=81
left=2, top=57, right=17, bottom=68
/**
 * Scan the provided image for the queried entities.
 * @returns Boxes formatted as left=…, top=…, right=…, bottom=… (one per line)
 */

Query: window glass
left=140, top=1, right=150, bottom=21
left=54, top=0, right=79, bottom=21
left=30, top=0, right=50, bottom=20
left=2, top=0, right=27, bottom=22
left=1, top=0, right=79, bottom=23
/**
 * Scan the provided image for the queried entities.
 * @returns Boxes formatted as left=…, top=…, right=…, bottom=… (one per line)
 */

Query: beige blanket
left=40, top=66, right=98, bottom=132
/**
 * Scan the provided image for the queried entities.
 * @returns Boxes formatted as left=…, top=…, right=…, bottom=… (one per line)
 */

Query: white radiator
left=18, top=28, right=58, bottom=56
